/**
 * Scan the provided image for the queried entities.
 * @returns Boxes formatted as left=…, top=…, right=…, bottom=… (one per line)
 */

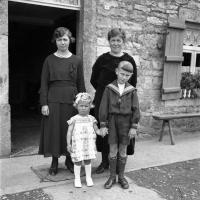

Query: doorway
left=8, top=1, right=78, bottom=156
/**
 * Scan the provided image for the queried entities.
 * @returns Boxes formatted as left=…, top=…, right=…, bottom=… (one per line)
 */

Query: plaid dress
left=67, top=114, right=97, bottom=162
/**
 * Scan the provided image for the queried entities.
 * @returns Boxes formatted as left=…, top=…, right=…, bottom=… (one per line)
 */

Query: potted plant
left=180, top=72, right=200, bottom=98
left=192, top=72, right=200, bottom=98
left=180, top=72, right=192, bottom=98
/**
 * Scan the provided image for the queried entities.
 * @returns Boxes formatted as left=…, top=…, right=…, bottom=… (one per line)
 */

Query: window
left=182, top=46, right=200, bottom=74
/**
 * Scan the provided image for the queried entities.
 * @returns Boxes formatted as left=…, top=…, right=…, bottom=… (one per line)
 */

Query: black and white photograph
left=0, top=0, right=200, bottom=199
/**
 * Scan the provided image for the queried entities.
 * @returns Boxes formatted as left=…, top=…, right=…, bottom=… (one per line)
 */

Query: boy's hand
left=100, top=127, right=108, bottom=137
left=128, top=128, right=137, bottom=139
left=67, top=144, right=72, bottom=153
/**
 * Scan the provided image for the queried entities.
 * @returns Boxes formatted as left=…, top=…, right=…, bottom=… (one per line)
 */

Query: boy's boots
left=85, top=164, right=94, bottom=187
left=118, top=156, right=129, bottom=189
left=104, top=156, right=117, bottom=189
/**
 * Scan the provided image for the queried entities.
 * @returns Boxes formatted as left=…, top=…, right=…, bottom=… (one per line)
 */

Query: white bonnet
left=73, top=92, right=94, bottom=108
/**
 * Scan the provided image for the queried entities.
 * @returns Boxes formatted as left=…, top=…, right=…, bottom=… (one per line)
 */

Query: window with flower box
left=162, top=18, right=200, bottom=100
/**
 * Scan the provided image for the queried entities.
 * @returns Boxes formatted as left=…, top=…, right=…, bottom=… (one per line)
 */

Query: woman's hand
left=128, top=128, right=137, bottom=139
left=67, top=144, right=72, bottom=153
left=41, top=105, right=49, bottom=116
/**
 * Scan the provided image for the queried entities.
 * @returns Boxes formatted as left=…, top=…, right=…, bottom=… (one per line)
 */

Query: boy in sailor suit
left=99, top=61, right=140, bottom=189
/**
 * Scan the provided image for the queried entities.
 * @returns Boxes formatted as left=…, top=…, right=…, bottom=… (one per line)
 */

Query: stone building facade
left=0, top=0, right=200, bottom=155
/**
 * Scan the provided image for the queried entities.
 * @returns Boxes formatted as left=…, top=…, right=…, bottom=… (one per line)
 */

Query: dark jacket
left=99, top=80, right=140, bottom=128
left=90, top=52, right=137, bottom=121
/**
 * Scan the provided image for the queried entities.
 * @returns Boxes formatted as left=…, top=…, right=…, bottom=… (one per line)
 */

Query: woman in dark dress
left=90, top=28, right=137, bottom=174
left=39, top=27, right=86, bottom=175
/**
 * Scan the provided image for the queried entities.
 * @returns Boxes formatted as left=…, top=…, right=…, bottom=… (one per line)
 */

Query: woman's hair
left=51, top=27, right=75, bottom=44
left=107, top=28, right=126, bottom=42
left=73, top=93, right=94, bottom=108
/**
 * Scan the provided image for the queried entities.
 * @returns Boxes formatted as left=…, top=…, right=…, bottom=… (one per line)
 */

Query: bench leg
left=159, top=120, right=166, bottom=142
left=167, top=121, right=175, bottom=145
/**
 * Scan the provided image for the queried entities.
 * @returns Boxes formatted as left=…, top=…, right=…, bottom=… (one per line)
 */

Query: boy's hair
left=73, top=92, right=94, bottom=108
left=118, top=61, right=133, bottom=73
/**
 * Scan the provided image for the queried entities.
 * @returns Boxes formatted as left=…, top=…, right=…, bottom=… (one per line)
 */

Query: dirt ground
left=126, top=158, right=200, bottom=200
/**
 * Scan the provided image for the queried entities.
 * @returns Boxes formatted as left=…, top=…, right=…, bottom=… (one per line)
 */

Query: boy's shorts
left=108, top=114, right=131, bottom=145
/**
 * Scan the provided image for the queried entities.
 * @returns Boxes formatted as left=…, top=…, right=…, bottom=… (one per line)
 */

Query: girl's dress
left=67, top=114, right=97, bottom=162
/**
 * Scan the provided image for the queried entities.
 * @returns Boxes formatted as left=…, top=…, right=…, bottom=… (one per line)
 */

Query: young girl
left=67, top=93, right=100, bottom=188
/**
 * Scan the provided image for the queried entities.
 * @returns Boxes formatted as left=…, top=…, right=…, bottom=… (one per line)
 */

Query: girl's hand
left=96, top=129, right=101, bottom=136
left=128, top=128, right=137, bottom=139
left=41, top=105, right=49, bottom=116
left=67, top=144, right=72, bottom=153
left=100, top=127, right=108, bottom=137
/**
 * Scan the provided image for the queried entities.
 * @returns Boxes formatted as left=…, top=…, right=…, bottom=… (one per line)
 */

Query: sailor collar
left=107, top=80, right=135, bottom=96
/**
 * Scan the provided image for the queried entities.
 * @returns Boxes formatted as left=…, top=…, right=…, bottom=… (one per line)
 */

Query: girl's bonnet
left=73, top=92, right=94, bottom=108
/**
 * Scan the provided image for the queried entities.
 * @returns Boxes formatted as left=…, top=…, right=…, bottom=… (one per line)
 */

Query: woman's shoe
left=49, top=157, right=58, bottom=175
left=65, top=156, right=74, bottom=173
left=49, top=166, right=58, bottom=175
left=95, top=162, right=109, bottom=174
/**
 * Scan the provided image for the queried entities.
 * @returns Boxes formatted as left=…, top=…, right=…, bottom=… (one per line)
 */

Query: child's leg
left=118, top=144, right=129, bottom=189
left=74, top=161, right=82, bottom=188
left=84, top=159, right=93, bottom=187
left=104, top=144, right=118, bottom=189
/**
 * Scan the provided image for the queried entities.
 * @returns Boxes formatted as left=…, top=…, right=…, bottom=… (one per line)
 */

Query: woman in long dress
left=90, top=28, right=137, bottom=174
left=39, top=27, right=86, bottom=175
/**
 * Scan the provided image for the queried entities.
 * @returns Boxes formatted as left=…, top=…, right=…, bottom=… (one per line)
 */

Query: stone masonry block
left=0, top=103, right=11, bottom=156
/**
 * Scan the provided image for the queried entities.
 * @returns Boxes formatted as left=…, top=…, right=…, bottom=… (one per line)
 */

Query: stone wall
left=95, top=0, right=200, bottom=134
left=0, top=0, right=10, bottom=155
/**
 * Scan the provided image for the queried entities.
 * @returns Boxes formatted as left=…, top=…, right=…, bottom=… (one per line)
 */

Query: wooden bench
left=152, top=113, right=200, bottom=145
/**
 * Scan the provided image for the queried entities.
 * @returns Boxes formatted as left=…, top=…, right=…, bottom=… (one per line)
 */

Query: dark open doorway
left=8, top=1, right=78, bottom=156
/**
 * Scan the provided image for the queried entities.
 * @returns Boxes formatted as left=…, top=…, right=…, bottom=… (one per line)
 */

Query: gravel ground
left=0, top=189, right=52, bottom=200
left=126, top=158, right=200, bottom=200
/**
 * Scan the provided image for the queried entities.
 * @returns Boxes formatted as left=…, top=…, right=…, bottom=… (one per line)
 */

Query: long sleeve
left=76, top=58, right=86, bottom=92
left=90, top=57, right=102, bottom=90
left=131, top=90, right=140, bottom=127
left=99, top=87, right=110, bottom=127
left=40, top=58, right=49, bottom=106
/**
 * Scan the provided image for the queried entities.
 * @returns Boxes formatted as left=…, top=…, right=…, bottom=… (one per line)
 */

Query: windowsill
left=165, top=98, right=200, bottom=107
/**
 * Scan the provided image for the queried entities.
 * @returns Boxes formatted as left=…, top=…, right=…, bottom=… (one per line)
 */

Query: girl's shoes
left=74, top=178, right=82, bottom=188
left=74, top=165, right=82, bottom=188
left=85, top=164, right=94, bottom=187
left=86, top=177, right=94, bottom=187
